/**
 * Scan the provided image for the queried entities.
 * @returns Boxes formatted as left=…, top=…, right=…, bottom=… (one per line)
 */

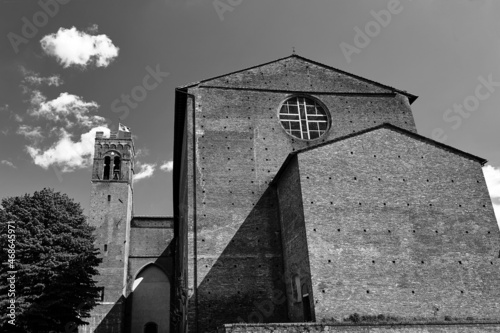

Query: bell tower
left=84, top=126, right=135, bottom=333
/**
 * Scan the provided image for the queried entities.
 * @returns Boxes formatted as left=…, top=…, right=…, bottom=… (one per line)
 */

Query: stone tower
left=85, top=127, right=135, bottom=332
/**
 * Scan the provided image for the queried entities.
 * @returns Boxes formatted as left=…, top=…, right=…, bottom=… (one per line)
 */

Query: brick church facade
left=83, top=55, right=500, bottom=333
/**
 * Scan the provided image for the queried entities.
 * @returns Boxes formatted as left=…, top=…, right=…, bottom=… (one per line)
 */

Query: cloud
left=1, top=160, right=16, bottom=169
left=86, top=24, right=99, bottom=34
left=26, top=126, right=110, bottom=172
left=135, top=148, right=150, bottom=158
left=20, top=66, right=63, bottom=87
left=133, top=163, right=156, bottom=183
left=29, top=91, right=105, bottom=128
left=160, top=160, right=173, bottom=172
left=483, top=164, right=500, bottom=223
left=17, top=125, right=44, bottom=142
left=40, top=26, right=119, bottom=68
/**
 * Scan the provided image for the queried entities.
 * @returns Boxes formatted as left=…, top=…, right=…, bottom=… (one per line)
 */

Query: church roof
left=179, top=54, right=418, bottom=104
left=270, top=123, right=487, bottom=186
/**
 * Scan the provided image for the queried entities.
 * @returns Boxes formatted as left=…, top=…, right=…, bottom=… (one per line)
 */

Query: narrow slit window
left=98, top=287, right=104, bottom=302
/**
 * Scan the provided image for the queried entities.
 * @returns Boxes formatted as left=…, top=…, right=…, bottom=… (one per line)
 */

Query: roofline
left=178, top=54, right=293, bottom=89
left=271, top=123, right=487, bottom=186
left=197, top=85, right=398, bottom=98
left=178, top=54, right=418, bottom=104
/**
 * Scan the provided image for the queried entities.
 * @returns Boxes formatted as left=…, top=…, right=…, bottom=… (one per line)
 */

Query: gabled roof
left=180, top=54, right=417, bottom=104
left=271, top=123, right=487, bottom=186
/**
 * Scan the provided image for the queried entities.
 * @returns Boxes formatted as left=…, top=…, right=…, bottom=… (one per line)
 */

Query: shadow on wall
left=94, top=299, right=126, bottom=333
left=188, top=188, right=289, bottom=332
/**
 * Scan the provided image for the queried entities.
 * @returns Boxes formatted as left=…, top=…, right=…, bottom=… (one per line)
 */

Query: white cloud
left=483, top=164, right=500, bottom=224
left=26, top=126, right=110, bottom=172
left=133, top=163, right=156, bottom=183
left=17, top=125, right=43, bottom=142
left=160, top=160, right=173, bottom=172
left=1, top=160, right=16, bottom=169
left=40, top=26, right=119, bottom=68
left=29, top=91, right=105, bottom=128
left=20, top=66, right=63, bottom=87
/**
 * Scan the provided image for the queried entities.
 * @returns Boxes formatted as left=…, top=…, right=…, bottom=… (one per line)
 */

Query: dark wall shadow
left=188, top=187, right=289, bottom=332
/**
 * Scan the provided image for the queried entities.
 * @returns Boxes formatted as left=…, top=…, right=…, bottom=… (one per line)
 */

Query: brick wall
left=127, top=218, right=175, bottom=294
left=182, top=56, right=419, bottom=332
left=221, top=322, right=500, bottom=333
left=297, top=127, right=500, bottom=321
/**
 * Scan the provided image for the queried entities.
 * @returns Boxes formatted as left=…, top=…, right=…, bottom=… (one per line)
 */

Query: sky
left=0, top=0, right=499, bottom=225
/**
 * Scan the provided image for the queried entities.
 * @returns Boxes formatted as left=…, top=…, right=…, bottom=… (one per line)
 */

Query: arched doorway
left=144, top=322, right=158, bottom=333
left=130, top=264, right=170, bottom=333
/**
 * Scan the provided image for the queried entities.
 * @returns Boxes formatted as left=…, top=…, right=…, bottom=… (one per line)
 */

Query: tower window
left=278, top=96, right=329, bottom=140
left=97, top=287, right=104, bottom=302
left=113, top=156, right=121, bottom=180
left=108, top=195, right=111, bottom=202
left=103, top=156, right=111, bottom=180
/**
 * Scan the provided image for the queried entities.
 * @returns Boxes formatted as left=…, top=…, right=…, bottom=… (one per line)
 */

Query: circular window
left=278, top=96, right=329, bottom=140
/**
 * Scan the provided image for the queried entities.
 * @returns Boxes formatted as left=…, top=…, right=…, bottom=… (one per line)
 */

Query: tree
left=0, top=188, right=102, bottom=333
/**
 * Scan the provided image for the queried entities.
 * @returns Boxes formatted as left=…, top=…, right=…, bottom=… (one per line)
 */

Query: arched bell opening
left=103, top=156, right=111, bottom=180
left=113, top=156, right=121, bottom=180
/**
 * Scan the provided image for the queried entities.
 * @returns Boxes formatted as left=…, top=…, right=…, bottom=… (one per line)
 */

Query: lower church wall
left=221, top=322, right=500, bottom=333
left=79, top=302, right=124, bottom=333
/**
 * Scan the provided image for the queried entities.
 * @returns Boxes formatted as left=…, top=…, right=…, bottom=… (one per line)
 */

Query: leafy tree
left=0, top=188, right=102, bottom=333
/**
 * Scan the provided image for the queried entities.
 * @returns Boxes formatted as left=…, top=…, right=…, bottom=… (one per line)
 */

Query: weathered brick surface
left=182, top=56, right=418, bottom=332
left=297, top=127, right=500, bottom=321
left=205, top=56, right=401, bottom=95
left=221, top=322, right=500, bottom=333
left=84, top=181, right=133, bottom=333
left=276, top=156, right=314, bottom=322
left=127, top=218, right=175, bottom=295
